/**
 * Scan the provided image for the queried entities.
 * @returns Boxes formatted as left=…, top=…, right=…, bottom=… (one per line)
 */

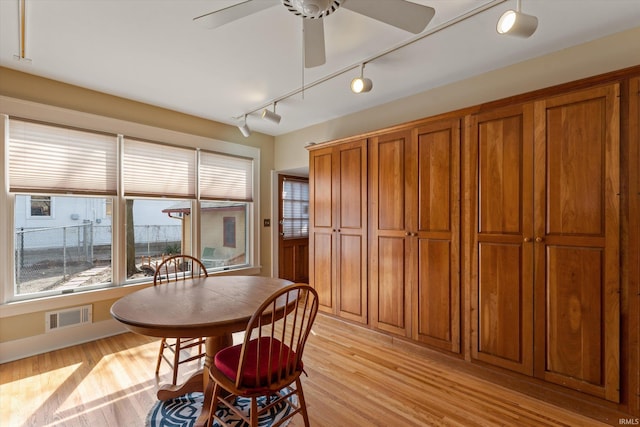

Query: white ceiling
left=1, top=0, right=639, bottom=137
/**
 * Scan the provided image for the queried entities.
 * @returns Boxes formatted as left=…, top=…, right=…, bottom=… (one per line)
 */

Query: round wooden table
left=110, top=275, right=293, bottom=426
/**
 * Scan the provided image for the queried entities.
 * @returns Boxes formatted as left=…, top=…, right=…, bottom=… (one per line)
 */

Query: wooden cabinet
left=533, top=84, right=620, bottom=402
left=309, top=139, right=367, bottom=323
left=470, top=103, right=535, bottom=375
left=370, top=119, right=461, bottom=352
left=470, top=84, right=620, bottom=401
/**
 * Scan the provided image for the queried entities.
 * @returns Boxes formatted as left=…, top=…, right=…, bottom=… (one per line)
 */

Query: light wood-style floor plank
left=1, top=314, right=614, bottom=426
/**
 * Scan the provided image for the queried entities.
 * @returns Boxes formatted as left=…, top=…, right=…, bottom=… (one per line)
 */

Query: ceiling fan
left=194, top=0, right=436, bottom=68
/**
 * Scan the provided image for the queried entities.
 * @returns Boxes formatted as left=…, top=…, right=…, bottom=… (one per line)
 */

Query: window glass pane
left=14, top=195, right=112, bottom=297
left=125, top=199, right=186, bottom=281
left=282, top=179, right=309, bottom=239
left=200, top=201, right=248, bottom=270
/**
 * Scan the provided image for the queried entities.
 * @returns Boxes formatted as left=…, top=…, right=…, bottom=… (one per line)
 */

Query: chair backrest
left=153, top=254, right=208, bottom=285
left=235, top=283, right=319, bottom=390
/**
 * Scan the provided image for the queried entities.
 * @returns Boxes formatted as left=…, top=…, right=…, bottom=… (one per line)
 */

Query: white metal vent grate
left=45, top=305, right=92, bottom=332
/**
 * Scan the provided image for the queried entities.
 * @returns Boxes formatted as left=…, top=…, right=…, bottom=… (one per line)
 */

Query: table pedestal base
left=156, top=334, right=233, bottom=427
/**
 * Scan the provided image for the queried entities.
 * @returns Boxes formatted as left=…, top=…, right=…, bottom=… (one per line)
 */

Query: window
left=29, top=196, right=52, bottom=217
left=125, top=199, right=186, bottom=280
left=15, top=195, right=113, bottom=297
left=1, top=108, right=259, bottom=303
left=281, top=177, right=309, bottom=239
left=201, top=202, right=248, bottom=270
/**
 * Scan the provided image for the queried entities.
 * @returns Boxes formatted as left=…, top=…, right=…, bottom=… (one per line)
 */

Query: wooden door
left=410, top=119, right=461, bottom=353
left=533, top=84, right=620, bottom=402
left=470, top=104, right=535, bottom=375
left=334, top=139, right=368, bottom=323
left=278, top=175, right=309, bottom=283
left=309, top=146, right=336, bottom=314
left=370, top=130, right=412, bottom=337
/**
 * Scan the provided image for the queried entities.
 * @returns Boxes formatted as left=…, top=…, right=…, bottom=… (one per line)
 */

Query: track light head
left=351, top=77, right=373, bottom=93
left=261, top=107, right=282, bottom=124
left=497, top=0, right=537, bottom=38
left=238, top=115, right=251, bottom=137
left=351, top=63, right=373, bottom=93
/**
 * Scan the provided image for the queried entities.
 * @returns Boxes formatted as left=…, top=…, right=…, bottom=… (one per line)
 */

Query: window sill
left=0, top=265, right=262, bottom=318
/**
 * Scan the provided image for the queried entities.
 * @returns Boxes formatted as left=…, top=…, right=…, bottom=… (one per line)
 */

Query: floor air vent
left=45, top=305, right=92, bottom=332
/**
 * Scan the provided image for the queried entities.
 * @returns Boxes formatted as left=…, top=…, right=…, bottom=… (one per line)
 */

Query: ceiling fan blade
left=342, top=0, right=435, bottom=34
left=303, top=19, right=326, bottom=68
left=193, top=0, right=279, bottom=29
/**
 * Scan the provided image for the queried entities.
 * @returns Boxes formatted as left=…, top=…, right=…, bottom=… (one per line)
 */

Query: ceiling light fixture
left=235, top=0, right=508, bottom=131
left=238, top=114, right=251, bottom=137
left=350, top=63, right=373, bottom=94
left=497, top=0, right=538, bottom=38
left=261, top=102, right=282, bottom=124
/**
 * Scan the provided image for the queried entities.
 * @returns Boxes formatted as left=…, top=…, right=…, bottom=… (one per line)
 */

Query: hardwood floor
left=0, top=314, right=615, bottom=427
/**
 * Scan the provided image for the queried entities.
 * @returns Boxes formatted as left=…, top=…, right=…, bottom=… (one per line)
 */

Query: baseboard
left=0, top=319, right=128, bottom=364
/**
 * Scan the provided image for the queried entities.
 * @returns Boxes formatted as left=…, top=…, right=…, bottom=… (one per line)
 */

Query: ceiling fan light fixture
left=351, top=64, right=373, bottom=94
left=497, top=1, right=537, bottom=38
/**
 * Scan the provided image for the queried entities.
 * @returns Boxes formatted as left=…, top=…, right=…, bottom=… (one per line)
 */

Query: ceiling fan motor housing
left=283, top=0, right=343, bottom=19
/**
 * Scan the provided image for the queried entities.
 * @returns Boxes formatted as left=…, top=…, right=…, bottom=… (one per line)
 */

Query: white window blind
left=200, top=151, right=253, bottom=202
left=123, top=138, right=196, bottom=198
left=282, top=178, right=309, bottom=239
left=8, top=119, right=117, bottom=195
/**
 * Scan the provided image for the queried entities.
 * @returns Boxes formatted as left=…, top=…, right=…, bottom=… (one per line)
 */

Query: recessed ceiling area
left=1, top=0, right=639, bottom=136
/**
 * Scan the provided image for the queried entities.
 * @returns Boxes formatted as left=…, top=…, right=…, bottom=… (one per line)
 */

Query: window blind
left=282, top=178, right=309, bottom=239
left=200, top=151, right=253, bottom=202
left=8, top=119, right=117, bottom=195
left=123, top=138, right=197, bottom=198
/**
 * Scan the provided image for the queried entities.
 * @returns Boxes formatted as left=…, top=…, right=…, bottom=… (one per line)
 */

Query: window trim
left=0, top=95, right=261, bottom=306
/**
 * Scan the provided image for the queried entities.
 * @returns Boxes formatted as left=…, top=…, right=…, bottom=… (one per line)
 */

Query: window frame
left=0, top=96, right=261, bottom=308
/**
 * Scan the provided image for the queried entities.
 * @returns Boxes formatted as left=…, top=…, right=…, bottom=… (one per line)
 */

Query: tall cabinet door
left=533, top=84, right=620, bottom=402
left=335, top=139, right=368, bottom=323
left=470, top=104, right=535, bottom=375
left=369, top=130, right=412, bottom=337
left=309, top=146, right=336, bottom=314
left=309, top=140, right=368, bottom=321
left=410, top=119, right=461, bottom=353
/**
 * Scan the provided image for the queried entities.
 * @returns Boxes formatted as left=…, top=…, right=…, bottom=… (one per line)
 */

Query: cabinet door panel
left=338, top=146, right=365, bottom=230
left=312, top=151, right=333, bottom=228
left=417, top=238, right=451, bottom=343
left=477, top=242, right=529, bottom=370
left=375, top=236, right=407, bottom=334
left=412, top=120, right=460, bottom=352
left=335, top=140, right=368, bottom=323
left=312, top=232, right=334, bottom=313
left=545, top=98, right=605, bottom=236
left=546, top=246, right=603, bottom=387
left=478, top=114, right=524, bottom=235
left=470, top=105, right=534, bottom=375
left=534, top=84, right=620, bottom=402
left=370, top=131, right=412, bottom=337
left=377, top=137, right=406, bottom=231
left=338, top=233, right=365, bottom=320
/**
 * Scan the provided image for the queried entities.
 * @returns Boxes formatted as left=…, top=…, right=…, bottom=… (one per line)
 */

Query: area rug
left=146, top=390, right=296, bottom=427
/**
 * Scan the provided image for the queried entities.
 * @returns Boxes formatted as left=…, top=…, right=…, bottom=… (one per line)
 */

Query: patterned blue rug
left=146, top=391, right=296, bottom=427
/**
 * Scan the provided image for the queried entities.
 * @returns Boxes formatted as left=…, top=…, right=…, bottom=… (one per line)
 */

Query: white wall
left=274, top=26, right=640, bottom=173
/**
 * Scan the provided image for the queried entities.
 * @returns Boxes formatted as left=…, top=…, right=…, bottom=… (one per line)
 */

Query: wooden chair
left=206, top=283, right=319, bottom=427
left=153, top=254, right=208, bottom=385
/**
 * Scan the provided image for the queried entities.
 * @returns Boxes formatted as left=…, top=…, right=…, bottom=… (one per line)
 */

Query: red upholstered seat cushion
left=214, top=336, right=299, bottom=389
